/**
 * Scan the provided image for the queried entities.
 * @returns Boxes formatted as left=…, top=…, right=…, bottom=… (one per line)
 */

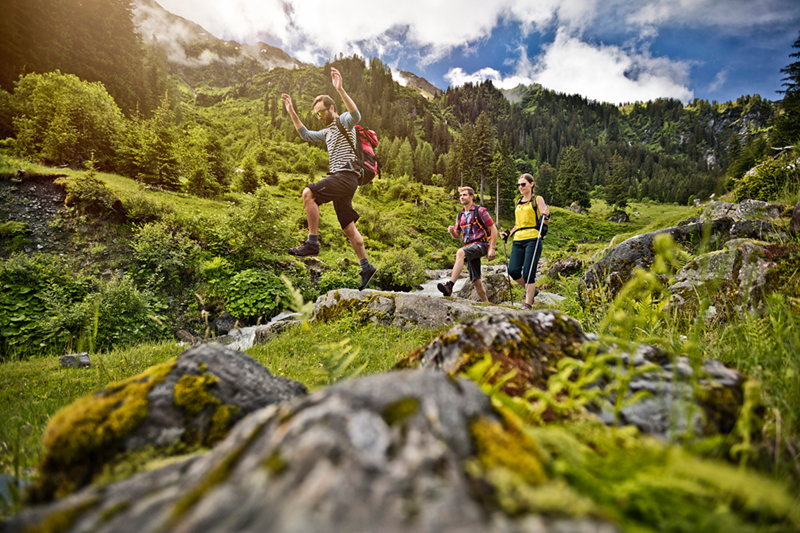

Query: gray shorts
left=462, top=243, right=488, bottom=281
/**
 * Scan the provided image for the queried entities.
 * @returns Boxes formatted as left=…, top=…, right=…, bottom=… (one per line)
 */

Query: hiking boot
left=288, top=240, right=319, bottom=257
left=437, top=280, right=454, bottom=296
left=522, top=302, right=532, bottom=310
left=359, top=265, right=378, bottom=290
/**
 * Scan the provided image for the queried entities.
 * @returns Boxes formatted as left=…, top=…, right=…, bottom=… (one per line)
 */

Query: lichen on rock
left=26, top=343, right=307, bottom=504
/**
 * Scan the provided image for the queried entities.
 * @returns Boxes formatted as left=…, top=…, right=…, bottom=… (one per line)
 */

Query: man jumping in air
left=281, top=67, right=377, bottom=291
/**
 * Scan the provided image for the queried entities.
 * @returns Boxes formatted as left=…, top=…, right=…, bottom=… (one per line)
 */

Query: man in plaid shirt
left=437, top=187, right=498, bottom=302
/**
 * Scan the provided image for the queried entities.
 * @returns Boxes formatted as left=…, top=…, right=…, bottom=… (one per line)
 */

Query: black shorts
left=462, top=243, right=488, bottom=281
left=307, top=170, right=360, bottom=229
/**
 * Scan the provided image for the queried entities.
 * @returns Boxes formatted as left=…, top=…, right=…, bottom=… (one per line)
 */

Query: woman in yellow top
left=501, top=173, right=550, bottom=309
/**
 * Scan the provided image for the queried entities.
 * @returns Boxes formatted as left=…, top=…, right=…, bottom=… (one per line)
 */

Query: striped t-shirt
left=296, top=109, right=361, bottom=173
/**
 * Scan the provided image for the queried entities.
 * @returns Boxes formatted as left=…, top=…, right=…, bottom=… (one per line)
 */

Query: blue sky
left=152, top=0, right=800, bottom=105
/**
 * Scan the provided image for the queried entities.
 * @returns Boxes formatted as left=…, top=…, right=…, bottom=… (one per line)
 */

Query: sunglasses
left=517, top=182, right=529, bottom=187
left=315, top=107, right=329, bottom=118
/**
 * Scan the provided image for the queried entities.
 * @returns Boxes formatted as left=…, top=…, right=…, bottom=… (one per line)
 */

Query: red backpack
left=335, top=120, right=379, bottom=186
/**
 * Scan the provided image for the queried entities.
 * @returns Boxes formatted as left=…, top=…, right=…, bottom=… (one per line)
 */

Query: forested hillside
left=0, top=0, right=781, bottom=217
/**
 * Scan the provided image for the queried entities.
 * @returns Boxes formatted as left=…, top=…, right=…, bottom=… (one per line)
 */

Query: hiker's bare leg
left=302, top=187, right=320, bottom=235
left=342, top=221, right=366, bottom=261
left=450, top=248, right=466, bottom=284
left=473, top=278, right=488, bottom=303
left=513, top=277, right=525, bottom=287
left=525, top=283, right=537, bottom=305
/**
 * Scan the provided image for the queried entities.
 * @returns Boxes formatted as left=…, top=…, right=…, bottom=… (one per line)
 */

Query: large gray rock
left=27, top=343, right=307, bottom=503
left=59, top=353, right=91, bottom=368
left=313, top=289, right=528, bottom=329
left=592, top=343, right=743, bottom=438
left=700, top=199, right=783, bottom=223
left=6, top=371, right=619, bottom=533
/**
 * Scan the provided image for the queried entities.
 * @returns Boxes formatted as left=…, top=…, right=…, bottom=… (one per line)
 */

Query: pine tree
left=774, top=31, right=800, bottom=145
left=536, top=162, right=557, bottom=206
left=456, top=125, right=476, bottom=189
left=237, top=155, right=261, bottom=194
left=490, top=135, right=517, bottom=220
left=396, top=138, right=414, bottom=178
left=556, top=147, right=590, bottom=209
left=605, top=151, right=628, bottom=210
left=415, top=141, right=435, bottom=184
left=473, top=111, right=495, bottom=204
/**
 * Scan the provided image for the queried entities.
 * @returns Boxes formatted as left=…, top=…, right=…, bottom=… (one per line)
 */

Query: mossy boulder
left=398, top=311, right=746, bottom=440
left=578, top=218, right=732, bottom=306
left=581, top=200, right=788, bottom=307
left=668, top=239, right=777, bottom=314
left=27, top=343, right=306, bottom=503
left=397, top=310, right=589, bottom=394
left=455, top=272, right=512, bottom=303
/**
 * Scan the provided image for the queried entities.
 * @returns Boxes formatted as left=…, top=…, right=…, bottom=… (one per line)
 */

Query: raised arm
left=281, top=94, right=305, bottom=131
left=331, top=67, right=358, bottom=115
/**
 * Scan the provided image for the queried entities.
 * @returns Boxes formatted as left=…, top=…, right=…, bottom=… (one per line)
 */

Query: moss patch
left=382, top=397, right=419, bottom=426
left=207, top=404, right=241, bottom=447
left=174, top=374, right=221, bottom=416
left=469, top=416, right=548, bottom=486
left=27, top=360, right=176, bottom=503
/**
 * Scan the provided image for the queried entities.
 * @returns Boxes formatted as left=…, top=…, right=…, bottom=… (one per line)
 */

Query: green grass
left=0, top=342, right=184, bottom=478
left=0, top=317, right=444, bottom=480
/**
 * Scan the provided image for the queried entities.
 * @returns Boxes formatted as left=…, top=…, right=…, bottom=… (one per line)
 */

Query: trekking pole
left=499, top=228, right=514, bottom=298
left=523, top=215, right=547, bottom=302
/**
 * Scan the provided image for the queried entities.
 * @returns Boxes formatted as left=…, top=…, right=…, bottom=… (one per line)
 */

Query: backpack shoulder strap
left=473, top=205, right=490, bottom=242
left=334, top=118, right=357, bottom=154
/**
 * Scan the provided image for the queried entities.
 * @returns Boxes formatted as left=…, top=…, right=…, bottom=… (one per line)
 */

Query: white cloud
left=708, top=69, right=728, bottom=92
left=147, top=0, right=798, bottom=103
left=446, top=29, right=694, bottom=104
left=625, top=0, right=800, bottom=28
left=154, top=0, right=599, bottom=62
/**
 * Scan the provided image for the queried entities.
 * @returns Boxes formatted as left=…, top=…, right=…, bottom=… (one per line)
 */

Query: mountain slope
left=132, top=0, right=306, bottom=90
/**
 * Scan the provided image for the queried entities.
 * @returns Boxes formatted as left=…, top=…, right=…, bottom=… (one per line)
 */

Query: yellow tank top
left=514, top=197, right=540, bottom=241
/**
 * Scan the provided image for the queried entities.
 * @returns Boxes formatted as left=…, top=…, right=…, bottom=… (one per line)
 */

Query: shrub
left=45, top=274, right=168, bottom=353
left=199, top=256, right=233, bottom=299
left=225, top=269, right=288, bottom=320
left=57, top=170, right=124, bottom=220
left=279, top=175, right=306, bottom=192
left=120, top=190, right=174, bottom=224
left=293, top=157, right=314, bottom=175
left=0, top=220, right=29, bottom=253
left=259, top=166, right=278, bottom=186
left=733, top=152, right=800, bottom=202
left=374, top=249, right=426, bottom=291
left=130, top=219, right=201, bottom=290
left=0, top=253, right=82, bottom=358
left=318, top=268, right=360, bottom=294
left=223, top=186, right=294, bottom=262
left=234, top=156, right=260, bottom=194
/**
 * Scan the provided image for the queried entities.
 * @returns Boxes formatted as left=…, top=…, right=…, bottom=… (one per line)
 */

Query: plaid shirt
left=457, top=205, right=494, bottom=247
